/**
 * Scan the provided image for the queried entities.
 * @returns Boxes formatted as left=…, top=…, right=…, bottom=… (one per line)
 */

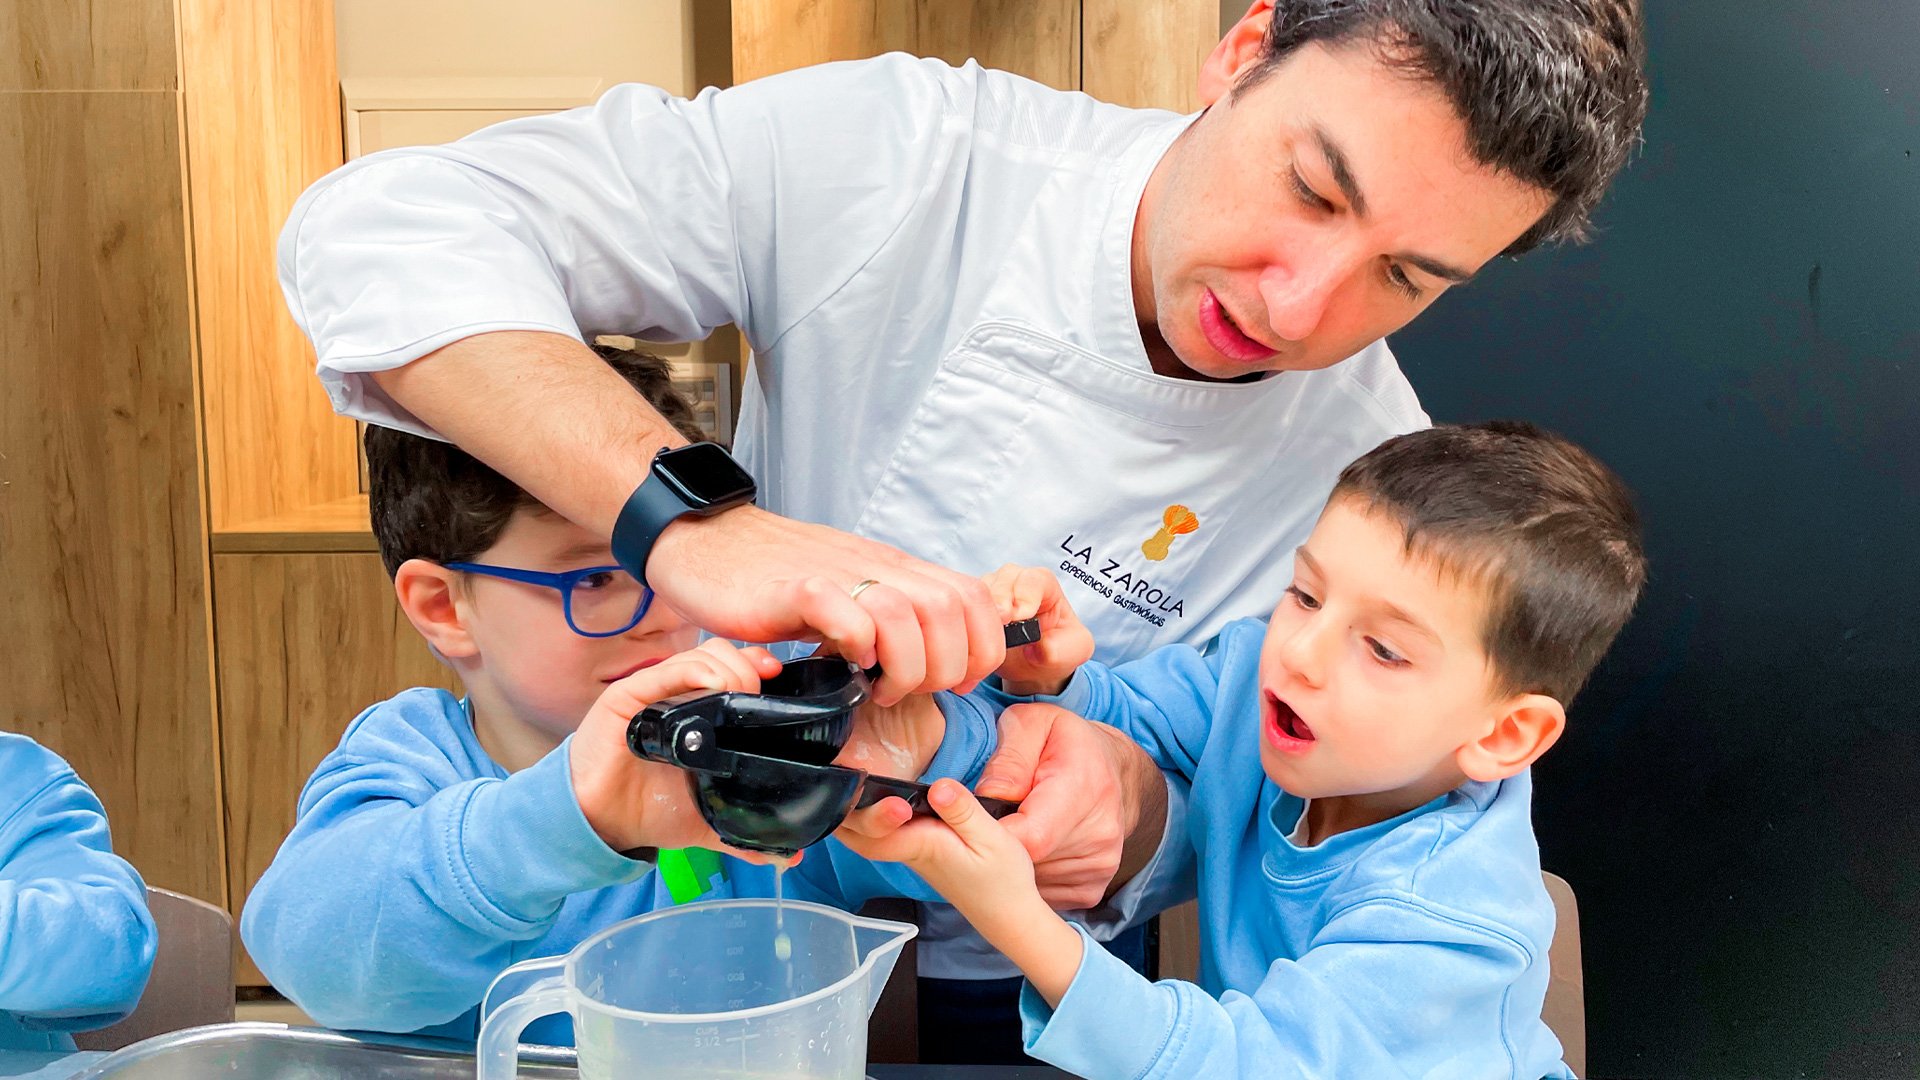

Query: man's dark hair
left=1242, top=0, right=1648, bottom=254
left=367, top=343, right=709, bottom=577
left=1330, top=421, right=1646, bottom=704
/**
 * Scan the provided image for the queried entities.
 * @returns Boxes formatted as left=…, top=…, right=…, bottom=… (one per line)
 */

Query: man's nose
left=1257, top=251, right=1352, bottom=343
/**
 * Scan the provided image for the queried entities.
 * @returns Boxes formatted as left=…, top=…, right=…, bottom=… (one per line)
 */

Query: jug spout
left=851, top=914, right=918, bottom=1018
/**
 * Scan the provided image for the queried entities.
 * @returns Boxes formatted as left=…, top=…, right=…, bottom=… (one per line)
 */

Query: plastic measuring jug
left=477, top=898, right=916, bottom=1080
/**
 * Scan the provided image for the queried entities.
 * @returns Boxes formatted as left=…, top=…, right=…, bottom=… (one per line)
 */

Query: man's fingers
left=855, top=582, right=926, bottom=704
left=957, top=572, right=1007, bottom=692
left=779, top=576, right=879, bottom=669
left=910, top=579, right=969, bottom=695
left=974, top=704, right=1056, bottom=800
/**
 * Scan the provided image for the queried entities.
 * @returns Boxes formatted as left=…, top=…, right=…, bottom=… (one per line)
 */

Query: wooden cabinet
left=3, top=0, right=224, bottom=906
left=3, top=0, right=374, bottom=977
left=732, top=0, right=1221, bottom=109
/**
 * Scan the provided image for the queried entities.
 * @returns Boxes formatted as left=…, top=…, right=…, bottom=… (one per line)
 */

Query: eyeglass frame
left=443, top=562, right=654, bottom=638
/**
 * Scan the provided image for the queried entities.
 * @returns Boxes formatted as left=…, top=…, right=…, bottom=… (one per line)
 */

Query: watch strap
left=610, top=471, right=698, bottom=585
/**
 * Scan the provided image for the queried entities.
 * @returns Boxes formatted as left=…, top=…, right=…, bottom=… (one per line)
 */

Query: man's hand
left=982, top=564, right=1096, bottom=697
left=377, top=331, right=1005, bottom=708
left=975, top=704, right=1169, bottom=910
left=651, top=506, right=1006, bottom=705
left=570, top=639, right=789, bottom=861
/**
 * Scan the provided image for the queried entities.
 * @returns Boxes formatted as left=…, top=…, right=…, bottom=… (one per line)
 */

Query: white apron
left=851, top=320, right=1405, bottom=664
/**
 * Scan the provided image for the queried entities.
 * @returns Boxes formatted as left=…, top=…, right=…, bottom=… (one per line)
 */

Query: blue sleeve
left=1021, top=905, right=1558, bottom=1080
left=979, top=628, right=1243, bottom=784
left=0, top=735, right=156, bottom=1029
left=240, top=710, right=651, bottom=1033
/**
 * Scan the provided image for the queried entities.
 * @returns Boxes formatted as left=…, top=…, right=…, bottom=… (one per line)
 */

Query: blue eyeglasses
left=444, top=563, right=654, bottom=638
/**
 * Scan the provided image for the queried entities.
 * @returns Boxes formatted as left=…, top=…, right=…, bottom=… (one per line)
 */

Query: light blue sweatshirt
left=239, top=688, right=993, bottom=1042
left=0, top=733, right=157, bottom=1052
left=990, top=619, right=1572, bottom=1080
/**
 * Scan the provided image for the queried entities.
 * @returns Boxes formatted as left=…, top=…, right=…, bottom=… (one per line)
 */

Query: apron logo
left=1057, top=532, right=1188, bottom=629
left=1141, top=504, right=1200, bottom=561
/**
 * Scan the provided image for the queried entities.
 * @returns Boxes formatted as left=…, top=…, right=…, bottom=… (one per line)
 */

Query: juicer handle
left=476, top=972, right=569, bottom=1080
left=856, top=774, right=1021, bottom=820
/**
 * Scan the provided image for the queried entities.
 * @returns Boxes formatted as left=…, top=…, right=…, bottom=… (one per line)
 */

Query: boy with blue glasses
left=1, top=732, right=156, bottom=1050
left=241, top=345, right=994, bottom=1041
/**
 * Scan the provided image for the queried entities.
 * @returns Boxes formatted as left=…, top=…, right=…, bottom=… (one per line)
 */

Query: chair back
left=1541, top=871, right=1586, bottom=1077
left=73, top=886, right=235, bottom=1050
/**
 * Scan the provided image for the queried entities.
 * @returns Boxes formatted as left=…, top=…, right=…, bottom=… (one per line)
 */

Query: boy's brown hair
left=1330, top=421, right=1646, bottom=704
left=367, top=343, right=707, bottom=576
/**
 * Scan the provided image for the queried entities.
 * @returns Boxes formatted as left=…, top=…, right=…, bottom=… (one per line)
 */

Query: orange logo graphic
left=1141, top=504, right=1199, bottom=561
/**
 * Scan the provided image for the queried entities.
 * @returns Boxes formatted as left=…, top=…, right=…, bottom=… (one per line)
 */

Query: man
left=279, top=0, right=1646, bottom=1061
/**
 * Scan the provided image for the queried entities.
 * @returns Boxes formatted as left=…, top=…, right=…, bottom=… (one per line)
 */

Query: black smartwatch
left=611, top=442, right=758, bottom=585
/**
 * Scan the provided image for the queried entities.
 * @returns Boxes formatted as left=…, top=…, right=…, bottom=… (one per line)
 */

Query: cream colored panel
left=335, top=0, right=693, bottom=95
left=359, top=108, right=556, bottom=154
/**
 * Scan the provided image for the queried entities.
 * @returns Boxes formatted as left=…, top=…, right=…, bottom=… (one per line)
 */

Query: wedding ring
left=849, top=579, right=881, bottom=600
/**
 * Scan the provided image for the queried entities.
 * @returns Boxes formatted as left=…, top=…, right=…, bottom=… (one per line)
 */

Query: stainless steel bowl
left=70, top=1022, right=576, bottom=1079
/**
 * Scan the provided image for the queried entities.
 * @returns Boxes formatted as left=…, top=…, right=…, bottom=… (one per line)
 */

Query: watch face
left=657, top=442, right=757, bottom=508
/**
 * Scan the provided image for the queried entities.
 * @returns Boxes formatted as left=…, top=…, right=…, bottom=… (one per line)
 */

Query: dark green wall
left=1393, top=4, right=1920, bottom=1076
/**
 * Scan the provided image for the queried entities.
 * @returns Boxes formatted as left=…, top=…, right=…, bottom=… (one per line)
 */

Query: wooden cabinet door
left=2, top=37, right=225, bottom=906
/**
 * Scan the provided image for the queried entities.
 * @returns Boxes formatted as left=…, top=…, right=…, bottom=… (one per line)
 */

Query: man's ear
left=393, top=559, right=478, bottom=661
left=1199, top=1, right=1276, bottom=107
left=1456, top=694, right=1566, bottom=783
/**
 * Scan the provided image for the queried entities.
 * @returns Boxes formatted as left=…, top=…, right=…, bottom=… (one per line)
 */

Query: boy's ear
left=1199, top=0, right=1275, bottom=107
left=1456, top=694, right=1565, bottom=783
left=393, top=559, right=478, bottom=661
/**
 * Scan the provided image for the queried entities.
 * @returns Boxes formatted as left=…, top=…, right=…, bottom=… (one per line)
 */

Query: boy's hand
left=834, top=693, right=947, bottom=781
left=839, top=780, right=1084, bottom=1006
left=569, top=639, right=787, bottom=861
left=983, top=565, right=1095, bottom=697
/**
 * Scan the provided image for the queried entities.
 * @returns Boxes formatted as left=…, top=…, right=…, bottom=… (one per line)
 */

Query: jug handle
left=481, top=954, right=565, bottom=1023
left=476, top=973, right=569, bottom=1080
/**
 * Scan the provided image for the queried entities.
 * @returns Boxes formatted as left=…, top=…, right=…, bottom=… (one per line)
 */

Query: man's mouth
left=1198, top=289, right=1278, bottom=364
left=1264, top=690, right=1317, bottom=750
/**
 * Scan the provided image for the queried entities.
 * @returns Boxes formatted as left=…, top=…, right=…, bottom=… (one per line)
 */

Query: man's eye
left=1286, top=585, right=1321, bottom=611
left=1386, top=263, right=1423, bottom=300
left=1367, top=638, right=1408, bottom=666
left=1288, top=168, right=1335, bottom=213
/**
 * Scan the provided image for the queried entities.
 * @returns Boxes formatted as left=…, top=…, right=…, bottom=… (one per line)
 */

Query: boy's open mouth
left=1266, top=691, right=1317, bottom=743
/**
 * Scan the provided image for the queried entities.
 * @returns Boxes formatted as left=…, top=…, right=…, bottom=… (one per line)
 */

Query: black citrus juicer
left=625, top=620, right=1038, bottom=856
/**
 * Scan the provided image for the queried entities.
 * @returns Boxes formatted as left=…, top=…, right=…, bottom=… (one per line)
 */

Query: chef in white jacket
left=278, top=0, right=1646, bottom=1062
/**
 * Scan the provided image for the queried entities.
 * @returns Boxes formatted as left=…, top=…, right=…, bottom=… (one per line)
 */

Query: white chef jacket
left=278, top=53, right=1428, bottom=977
